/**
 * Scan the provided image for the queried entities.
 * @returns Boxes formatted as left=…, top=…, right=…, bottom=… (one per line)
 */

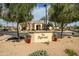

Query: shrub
left=44, top=42, right=50, bottom=45
left=29, top=50, right=48, bottom=56
left=74, top=26, right=79, bottom=29
left=64, top=49, right=78, bottom=56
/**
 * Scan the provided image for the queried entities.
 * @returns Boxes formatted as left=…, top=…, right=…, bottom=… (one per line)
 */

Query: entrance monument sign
left=30, top=31, right=53, bottom=43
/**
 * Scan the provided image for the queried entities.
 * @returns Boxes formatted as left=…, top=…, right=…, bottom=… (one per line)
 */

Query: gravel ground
left=0, top=35, right=79, bottom=56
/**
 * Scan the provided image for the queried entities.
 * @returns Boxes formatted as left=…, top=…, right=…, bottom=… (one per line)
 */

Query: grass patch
left=29, top=50, right=48, bottom=56
left=64, top=49, right=78, bottom=56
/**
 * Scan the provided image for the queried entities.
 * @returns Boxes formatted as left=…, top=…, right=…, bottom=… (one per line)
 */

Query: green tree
left=40, top=17, right=46, bottom=21
left=6, top=3, right=36, bottom=41
left=0, top=4, right=2, bottom=18
left=20, top=4, right=36, bottom=30
left=48, top=3, right=79, bottom=38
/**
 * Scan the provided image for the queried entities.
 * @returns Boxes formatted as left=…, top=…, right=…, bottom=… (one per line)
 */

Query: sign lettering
left=38, top=33, right=48, bottom=39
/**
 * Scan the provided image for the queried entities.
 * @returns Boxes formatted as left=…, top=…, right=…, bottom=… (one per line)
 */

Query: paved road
left=0, top=30, right=79, bottom=37
left=53, top=30, right=79, bottom=37
left=0, top=31, right=27, bottom=37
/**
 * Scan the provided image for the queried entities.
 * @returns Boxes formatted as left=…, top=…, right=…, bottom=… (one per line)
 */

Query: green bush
left=44, top=42, right=50, bottom=45
left=64, top=49, right=78, bottom=56
left=29, top=50, right=48, bottom=56
left=74, top=26, right=79, bottom=29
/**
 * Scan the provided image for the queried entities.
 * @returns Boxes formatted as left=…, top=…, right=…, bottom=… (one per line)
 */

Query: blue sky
left=0, top=3, right=46, bottom=26
left=0, top=19, right=17, bottom=27
left=0, top=3, right=48, bottom=26
left=32, top=3, right=49, bottom=20
left=32, top=6, right=46, bottom=20
left=0, top=3, right=79, bottom=27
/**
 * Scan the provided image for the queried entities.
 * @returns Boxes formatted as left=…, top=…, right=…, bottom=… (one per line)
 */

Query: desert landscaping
left=0, top=3, right=79, bottom=56
left=0, top=34, right=79, bottom=56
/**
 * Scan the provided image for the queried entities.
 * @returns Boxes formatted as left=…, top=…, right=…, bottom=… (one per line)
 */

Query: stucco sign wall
left=32, top=32, right=53, bottom=42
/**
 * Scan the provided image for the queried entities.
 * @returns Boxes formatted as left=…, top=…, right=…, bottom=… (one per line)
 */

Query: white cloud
left=32, top=7, right=46, bottom=20
left=32, top=5, right=50, bottom=20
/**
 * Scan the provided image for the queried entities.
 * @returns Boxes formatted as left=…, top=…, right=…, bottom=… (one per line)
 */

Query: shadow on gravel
left=6, top=36, right=25, bottom=42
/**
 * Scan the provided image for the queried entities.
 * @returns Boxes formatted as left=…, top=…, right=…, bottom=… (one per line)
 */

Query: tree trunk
left=7, top=21, right=8, bottom=29
left=60, top=21, right=64, bottom=38
left=54, top=22, right=57, bottom=27
left=16, top=20, right=20, bottom=41
left=12, top=22, right=14, bottom=27
left=54, top=18, right=57, bottom=29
